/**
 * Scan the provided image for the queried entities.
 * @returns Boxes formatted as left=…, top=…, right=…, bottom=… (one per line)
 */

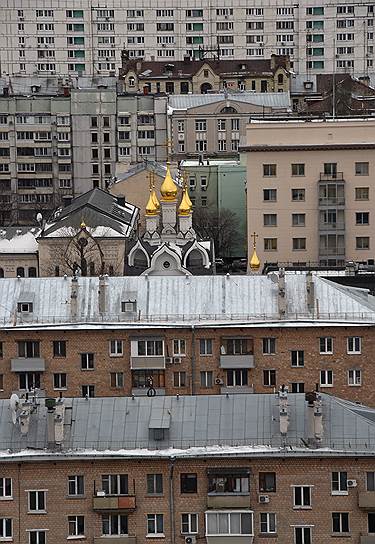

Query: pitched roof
left=168, top=92, right=291, bottom=111
left=1, top=393, right=375, bottom=459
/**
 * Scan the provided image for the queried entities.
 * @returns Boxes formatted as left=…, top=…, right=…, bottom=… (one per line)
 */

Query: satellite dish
left=9, top=393, right=20, bottom=425
left=36, top=212, right=43, bottom=224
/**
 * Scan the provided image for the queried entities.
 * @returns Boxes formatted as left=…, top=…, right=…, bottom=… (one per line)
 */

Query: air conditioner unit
left=165, top=357, right=173, bottom=364
left=347, top=479, right=357, bottom=488
left=259, top=494, right=270, bottom=503
left=215, top=378, right=224, bottom=385
left=173, top=356, right=182, bottom=364
left=185, top=537, right=196, bottom=544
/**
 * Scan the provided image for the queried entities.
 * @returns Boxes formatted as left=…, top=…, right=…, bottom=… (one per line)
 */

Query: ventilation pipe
left=306, top=271, right=315, bottom=312
left=279, top=384, right=289, bottom=436
left=278, top=268, right=286, bottom=317
left=98, top=275, right=107, bottom=314
left=305, top=391, right=323, bottom=448
left=71, top=276, right=79, bottom=319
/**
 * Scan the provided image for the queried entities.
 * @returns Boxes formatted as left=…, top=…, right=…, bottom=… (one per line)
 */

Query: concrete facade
left=242, top=118, right=375, bottom=267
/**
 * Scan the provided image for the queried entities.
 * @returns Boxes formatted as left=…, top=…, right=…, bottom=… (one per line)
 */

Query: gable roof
left=41, top=188, right=139, bottom=238
left=168, top=92, right=291, bottom=112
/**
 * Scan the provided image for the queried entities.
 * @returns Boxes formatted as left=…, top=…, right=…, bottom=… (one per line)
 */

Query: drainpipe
left=169, top=457, right=176, bottom=544
left=191, top=325, right=196, bottom=396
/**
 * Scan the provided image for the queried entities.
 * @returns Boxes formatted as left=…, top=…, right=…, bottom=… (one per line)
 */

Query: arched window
left=134, top=249, right=148, bottom=268
left=220, top=106, right=238, bottom=114
left=200, top=82, right=212, bottom=94
left=28, top=267, right=37, bottom=277
left=89, top=262, right=95, bottom=276
left=278, top=73, right=284, bottom=85
left=0, top=268, right=4, bottom=278
left=16, top=267, right=25, bottom=277
left=187, top=250, right=204, bottom=268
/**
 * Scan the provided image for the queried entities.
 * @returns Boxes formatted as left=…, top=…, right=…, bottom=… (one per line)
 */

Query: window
left=200, top=339, right=213, bottom=355
left=81, top=385, right=95, bottom=398
left=19, top=372, right=40, bottom=390
left=68, top=516, right=85, bottom=537
left=263, top=338, right=276, bottom=354
left=109, top=340, right=123, bottom=356
left=294, top=527, right=312, bottom=544
left=81, top=353, right=94, bottom=370
left=264, top=238, right=277, bottom=251
left=0, top=478, right=12, bottom=498
left=200, top=371, right=213, bottom=388
left=319, top=337, right=333, bottom=354
left=293, top=486, right=311, bottom=508
left=348, top=369, right=361, bottom=386
left=110, top=372, right=124, bottom=388
left=356, top=187, right=369, bottom=200
left=17, top=340, right=40, bottom=358
left=195, top=119, right=207, bottom=132
left=173, top=371, right=186, bottom=388
left=356, top=212, right=369, bottom=225
left=356, top=236, right=370, bottom=249
left=29, top=531, right=46, bottom=544
left=0, top=520, right=12, bottom=539
left=263, top=164, right=276, bottom=177
left=53, top=340, right=66, bottom=357
left=53, top=373, right=67, bottom=390
left=208, top=471, right=249, bottom=494
left=225, top=339, right=253, bottom=355
left=102, top=514, right=128, bottom=536
left=293, top=238, right=306, bottom=250
left=102, top=475, right=128, bottom=496
left=17, top=302, right=33, bottom=313
left=181, top=474, right=197, bottom=494
left=292, top=214, right=305, bottom=227
left=28, top=491, right=46, bottom=512
left=181, top=513, right=198, bottom=534
left=367, top=472, right=375, bottom=491
left=147, top=474, right=163, bottom=495
left=206, top=511, right=253, bottom=536
left=260, top=513, right=276, bottom=533
left=132, top=370, right=165, bottom=389
left=226, top=369, right=248, bottom=387
left=137, top=340, right=163, bottom=356
left=0, top=342, right=3, bottom=358
left=369, top=512, right=375, bottom=533
left=147, top=514, right=164, bottom=536
left=320, top=369, right=333, bottom=387
left=264, top=214, right=277, bottom=226
left=355, top=162, right=369, bottom=175
left=292, top=163, right=305, bottom=176
left=259, top=472, right=276, bottom=492
left=68, top=475, right=84, bottom=496
left=347, top=336, right=361, bottom=354
left=291, top=350, right=304, bottom=367
left=291, top=382, right=305, bottom=393
left=173, top=339, right=186, bottom=356
left=292, top=188, right=305, bottom=201
left=332, top=512, right=349, bottom=533
left=263, top=189, right=277, bottom=201
left=263, top=369, right=276, bottom=387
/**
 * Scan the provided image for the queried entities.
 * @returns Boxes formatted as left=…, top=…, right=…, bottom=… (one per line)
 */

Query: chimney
left=98, top=275, right=107, bottom=314
left=54, top=396, right=65, bottom=445
left=306, top=272, right=315, bottom=312
left=278, top=268, right=286, bottom=317
left=305, top=391, right=323, bottom=448
left=71, top=276, right=79, bottom=319
left=279, top=384, right=289, bottom=436
left=313, top=392, right=323, bottom=443
left=183, top=54, right=191, bottom=64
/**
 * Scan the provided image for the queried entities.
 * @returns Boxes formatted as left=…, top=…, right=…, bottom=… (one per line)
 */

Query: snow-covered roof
left=168, top=92, right=291, bottom=112
left=1, top=393, right=375, bottom=459
left=0, top=228, right=40, bottom=254
left=0, top=274, right=375, bottom=329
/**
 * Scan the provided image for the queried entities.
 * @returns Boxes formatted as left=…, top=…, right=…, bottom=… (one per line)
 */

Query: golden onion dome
left=145, top=189, right=158, bottom=216
left=178, top=188, right=191, bottom=216
left=151, top=188, right=160, bottom=210
left=160, top=164, right=177, bottom=201
left=249, top=247, right=261, bottom=272
left=80, top=220, right=86, bottom=229
left=184, top=185, right=192, bottom=209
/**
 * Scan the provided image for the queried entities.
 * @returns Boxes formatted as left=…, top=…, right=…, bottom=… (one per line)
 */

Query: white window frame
left=80, top=352, right=94, bottom=370
left=347, top=336, right=361, bottom=354
left=200, top=371, right=213, bottom=388
left=181, top=513, right=198, bottom=534
left=319, top=337, right=333, bottom=354
left=147, top=514, right=164, bottom=536
left=320, top=369, right=333, bottom=387
left=348, top=369, right=361, bottom=386
left=102, top=514, right=128, bottom=536
left=291, top=350, right=304, bottom=367
left=68, top=475, right=84, bottom=496
left=263, top=337, right=276, bottom=355
left=109, top=340, right=123, bottom=357
left=199, top=338, right=213, bottom=356
left=135, top=339, right=164, bottom=357
left=260, top=512, right=276, bottom=533
left=28, top=490, right=46, bottom=512
left=205, top=511, right=254, bottom=536
left=0, top=479, right=12, bottom=500
left=332, top=512, right=349, bottom=534
left=68, top=515, right=85, bottom=537
left=173, top=371, right=186, bottom=388
left=53, top=373, right=67, bottom=390
left=332, top=471, right=348, bottom=495
left=110, top=372, right=124, bottom=388
left=292, top=485, right=312, bottom=509
left=173, top=339, right=186, bottom=356
left=28, top=530, right=47, bottom=544
left=294, top=526, right=312, bottom=544
left=0, top=519, right=12, bottom=540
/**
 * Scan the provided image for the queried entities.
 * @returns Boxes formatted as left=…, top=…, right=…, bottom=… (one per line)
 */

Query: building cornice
left=240, top=143, right=375, bottom=152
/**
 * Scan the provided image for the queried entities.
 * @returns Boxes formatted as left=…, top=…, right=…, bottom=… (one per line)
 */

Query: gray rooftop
left=0, top=274, right=375, bottom=329
left=1, top=393, right=375, bottom=460
left=168, top=92, right=291, bottom=111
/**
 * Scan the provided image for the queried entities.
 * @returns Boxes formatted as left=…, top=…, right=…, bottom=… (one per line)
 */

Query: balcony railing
left=93, top=494, right=136, bottom=511
left=319, top=247, right=345, bottom=256
left=207, top=494, right=250, bottom=508
left=319, top=222, right=345, bottom=231
left=319, top=172, right=344, bottom=181
left=359, top=492, right=375, bottom=509
left=93, top=537, right=136, bottom=544
left=318, top=197, right=345, bottom=206
left=220, top=354, right=255, bottom=369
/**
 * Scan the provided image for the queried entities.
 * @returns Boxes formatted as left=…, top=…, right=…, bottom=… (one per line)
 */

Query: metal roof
left=0, top=274, right=375, bottom=329
left=168, top=92, right=291, bottom=112
left=1, top=393, right=375, bottom=459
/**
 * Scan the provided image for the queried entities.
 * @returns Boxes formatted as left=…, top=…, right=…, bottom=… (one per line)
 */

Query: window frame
left=147, top=474, right=163, bottom=495
left=260, top=512, right=277, bottom=534
left=332, top=512, right=350, bottom=534
left=68, top=515, right=85, bottom=537
left=347, top=336, right=361, bottom=354
left=109, top=340, right=123, bottom=357
left=180, top=473, right=197, bottom=494
left=319, top=336, right=333, bottom=354
left=68, top=475, right=84, bottom=497
left=199, top=338, right=213, bottom=356
left=147, top=514, right=164, bottom=536
left=0, top=478, right=12, bottom=500
left=181, top=513, right=198, bottom=534
left=293, top=485, right=312, bottom=509
left=331, top=471, right=348, bottom=495
left=28, top=490, right=46, bottom=513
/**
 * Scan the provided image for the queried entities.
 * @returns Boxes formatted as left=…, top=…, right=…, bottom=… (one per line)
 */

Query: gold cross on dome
left=251, top=231, right=258, bottom=248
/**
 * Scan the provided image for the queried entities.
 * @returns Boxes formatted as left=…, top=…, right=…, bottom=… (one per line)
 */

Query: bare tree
left=193, top=207, right=240, bottom=257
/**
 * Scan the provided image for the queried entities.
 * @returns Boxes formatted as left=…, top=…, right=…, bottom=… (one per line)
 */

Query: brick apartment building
left=1, top=273, right=375, bottom=405
left=1, top=392, right=375, bottom=543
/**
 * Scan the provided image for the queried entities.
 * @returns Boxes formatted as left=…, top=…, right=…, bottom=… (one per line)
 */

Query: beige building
left=241, top=118, right=375, bottom=267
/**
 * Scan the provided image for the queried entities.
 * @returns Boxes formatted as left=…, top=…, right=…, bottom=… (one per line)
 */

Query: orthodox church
left=126, top=164, right=213, bottom=275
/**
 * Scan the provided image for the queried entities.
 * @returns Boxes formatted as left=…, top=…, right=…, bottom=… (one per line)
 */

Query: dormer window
left=17, top=302, right=33, bottom=313
left=121, top=300, right=137, bottom=313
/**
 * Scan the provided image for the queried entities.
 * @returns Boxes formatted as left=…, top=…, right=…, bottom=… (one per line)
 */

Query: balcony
left=319, top=222, right=345, bottom=232
left=220, top=355, right=254, bottom=369
left=319, top=247, right=345, bottom=256
left=93, top=495, right=136, bottom=511
left=130, top=356, right=165, bottom=370
left=11, top=358, right=45, bottom=372
left=360, top=537, right=375, bottom=544
left=207, top=494, right=250, bottom=509
left=94, top=537, right=136, bottom=544
left=318, top=197, right=345, bottom=206
left=359, top=492, right=375, bottom=509
left=319, top=172, right=344, bottom=181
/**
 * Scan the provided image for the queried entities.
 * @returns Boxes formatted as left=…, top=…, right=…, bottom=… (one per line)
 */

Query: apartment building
left=1, top=274, right=375, bottom=405
left=241, top=118, right=375, bottom=267
left=0, top=79, right=167, bottom=224
left=2, top=0, right=375, bottom=78
left=2, top=391, right=375, bottom=543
